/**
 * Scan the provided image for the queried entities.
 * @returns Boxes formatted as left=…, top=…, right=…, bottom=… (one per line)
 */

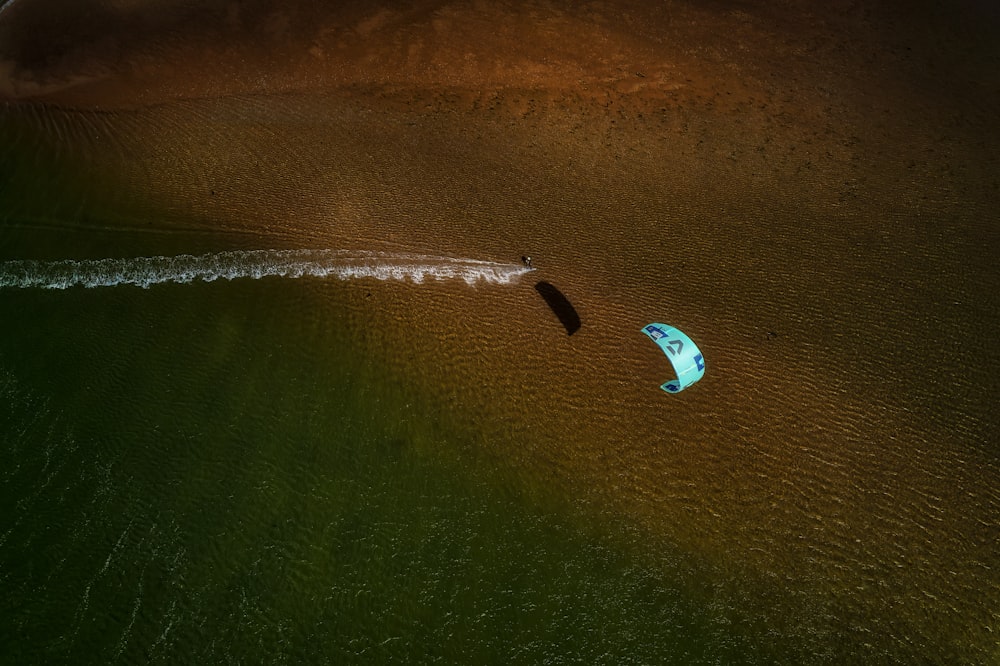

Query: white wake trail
left=0, top=249, right=531, bottom=290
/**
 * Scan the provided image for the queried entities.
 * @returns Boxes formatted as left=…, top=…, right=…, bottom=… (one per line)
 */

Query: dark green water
left=0, top=278, right=742, bottom=664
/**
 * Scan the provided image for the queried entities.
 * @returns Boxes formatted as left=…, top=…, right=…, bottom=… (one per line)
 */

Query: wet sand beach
left=2, top=0, right=999, bottom=662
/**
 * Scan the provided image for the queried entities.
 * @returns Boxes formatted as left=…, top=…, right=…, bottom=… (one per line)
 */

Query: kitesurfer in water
left=521, top=255, right=533, bottom=269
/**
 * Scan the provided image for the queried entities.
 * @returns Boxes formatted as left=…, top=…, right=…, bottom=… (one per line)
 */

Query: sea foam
left=0, top=249, right=531, bottom=290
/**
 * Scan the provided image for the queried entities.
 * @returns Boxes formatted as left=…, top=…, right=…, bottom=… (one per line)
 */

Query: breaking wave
left=0, top=249, right=531, bottom=290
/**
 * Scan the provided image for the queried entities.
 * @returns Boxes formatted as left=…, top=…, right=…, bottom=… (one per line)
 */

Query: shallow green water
left=0, top=254, right=757, bottom=664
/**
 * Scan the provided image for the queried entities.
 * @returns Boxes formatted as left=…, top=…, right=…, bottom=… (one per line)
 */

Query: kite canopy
left=641, top=323, right=705, bottom=394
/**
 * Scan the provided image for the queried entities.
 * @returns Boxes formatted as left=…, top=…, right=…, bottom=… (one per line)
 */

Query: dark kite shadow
left=535, top=281, right=581, bottom=336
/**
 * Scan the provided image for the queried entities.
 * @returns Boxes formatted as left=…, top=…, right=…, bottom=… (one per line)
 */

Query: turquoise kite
left=641, top=323, right=705, bottom=394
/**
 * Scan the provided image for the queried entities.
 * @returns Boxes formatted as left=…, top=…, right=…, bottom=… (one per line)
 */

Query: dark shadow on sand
left=535, top=281, right=581, bottom=336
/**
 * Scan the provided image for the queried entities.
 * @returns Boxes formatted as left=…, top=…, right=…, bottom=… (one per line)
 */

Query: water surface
left=2, top=1, right=999, bottom=663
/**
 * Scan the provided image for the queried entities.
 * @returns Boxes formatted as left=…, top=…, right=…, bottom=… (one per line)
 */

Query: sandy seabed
left=2, top=0, right=999, bottom=661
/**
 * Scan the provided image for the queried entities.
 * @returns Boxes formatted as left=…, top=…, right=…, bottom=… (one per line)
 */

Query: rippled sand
left=2, top=0, right=999, bottom=661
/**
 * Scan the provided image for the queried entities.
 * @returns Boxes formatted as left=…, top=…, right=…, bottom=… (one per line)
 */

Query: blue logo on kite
left=645, top=325, right=666, bottom=340
left=694, top=354, right=705, bottom=371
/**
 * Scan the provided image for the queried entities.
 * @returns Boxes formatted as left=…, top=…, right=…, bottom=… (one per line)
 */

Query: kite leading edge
left=641, top=323, right=705, bottom=394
